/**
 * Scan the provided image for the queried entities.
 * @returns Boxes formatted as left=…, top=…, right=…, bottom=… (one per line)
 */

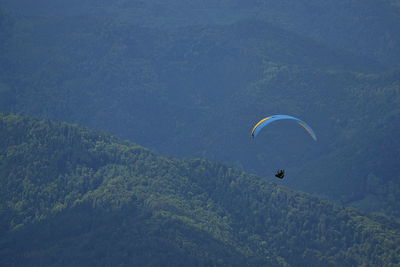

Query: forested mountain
left=1, top=0, right=399, bottom=66
left=0, top=1, right=399, bottom=218
left=1, top=113, right=400, bottom=266
left=1, top=0, right=399, bottom=63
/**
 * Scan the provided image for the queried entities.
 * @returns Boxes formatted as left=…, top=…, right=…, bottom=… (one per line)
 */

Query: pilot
left=275, top=169, right=285, bottom=179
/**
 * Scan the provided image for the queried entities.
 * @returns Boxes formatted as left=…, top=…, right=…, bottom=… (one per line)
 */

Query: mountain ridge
left=1, top=5, right=399, bottom=217
left=1, top=113, right=400, bottom=266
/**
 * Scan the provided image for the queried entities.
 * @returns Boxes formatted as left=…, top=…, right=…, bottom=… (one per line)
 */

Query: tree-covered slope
left=1, top=113, right=400, bottom=266
left=2, top=0, right=399, bottom=66
left=0, top=0, right=399, bottom=218
left=233, top=66, right=400, bottom=217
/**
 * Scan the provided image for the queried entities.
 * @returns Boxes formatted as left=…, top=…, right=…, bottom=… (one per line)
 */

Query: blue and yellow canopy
left=251, top=115, right=317, bottom=141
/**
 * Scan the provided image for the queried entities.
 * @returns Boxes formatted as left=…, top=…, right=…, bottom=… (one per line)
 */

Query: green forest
left=1, top=113, right=400, bottom=266
left=1, top=0, right=400, bottom=265
left=0, top=1, right=399, bottom=218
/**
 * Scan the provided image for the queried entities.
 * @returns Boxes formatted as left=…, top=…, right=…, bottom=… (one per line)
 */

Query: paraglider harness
left=275, top=170, right=285, bottom=179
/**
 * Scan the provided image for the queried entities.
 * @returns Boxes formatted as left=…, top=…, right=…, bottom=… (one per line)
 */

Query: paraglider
left=275, top=170, right=285, bottom=179
left=251, top=115, right=317, bottom=179
left=251, top=115, right=317, bottom=141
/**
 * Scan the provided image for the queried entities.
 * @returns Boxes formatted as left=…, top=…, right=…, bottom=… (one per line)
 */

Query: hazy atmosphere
left=1, top=0, right=400, bottom=266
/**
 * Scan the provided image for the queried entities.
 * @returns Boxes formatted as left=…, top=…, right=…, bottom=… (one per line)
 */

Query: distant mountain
left=0, top=1, right=399, bottom=218
left=1, top=0, right=399, bottom=66
left=1, top=113, right=400, bottom=266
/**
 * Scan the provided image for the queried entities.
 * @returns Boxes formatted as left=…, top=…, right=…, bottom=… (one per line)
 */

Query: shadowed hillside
left=1, top=113, right=400, bottom=266
left=0, top=0, right=399, bottom=220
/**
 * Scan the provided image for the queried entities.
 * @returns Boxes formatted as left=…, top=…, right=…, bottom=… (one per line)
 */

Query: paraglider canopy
left=251, top=114, right=317, bottom=141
